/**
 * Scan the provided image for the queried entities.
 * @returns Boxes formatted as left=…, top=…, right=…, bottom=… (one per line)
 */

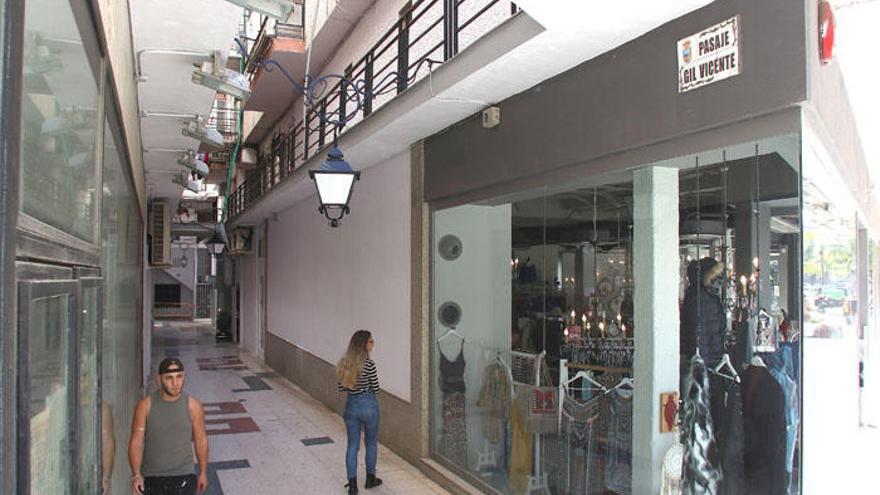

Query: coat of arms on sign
left=681, top=40, right=692, bottom=64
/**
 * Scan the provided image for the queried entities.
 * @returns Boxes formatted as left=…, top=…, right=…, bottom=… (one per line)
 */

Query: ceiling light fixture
left=192, top=51, right=251, bottom=101
left=181, top=114, right=225, bottom=150
left=172, top=173, right=201, bottom=194
left=177, top=150, right=211, bottom=178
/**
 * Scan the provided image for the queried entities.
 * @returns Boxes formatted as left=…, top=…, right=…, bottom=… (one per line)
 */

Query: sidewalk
left=151, top=322, right=448, bottom=495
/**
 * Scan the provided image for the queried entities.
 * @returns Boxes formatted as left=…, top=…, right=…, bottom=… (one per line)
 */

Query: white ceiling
left=130, top=0, right=243, bottom=200
left=130, top=0, right=715, bottom=211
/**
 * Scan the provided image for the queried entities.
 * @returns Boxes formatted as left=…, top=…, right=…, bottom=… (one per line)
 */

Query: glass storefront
left=12, top=1, right=144, bottom=493
left=430, top=135, right=803, bottom=494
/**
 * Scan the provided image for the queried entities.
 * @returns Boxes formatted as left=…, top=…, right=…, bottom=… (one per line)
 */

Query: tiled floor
left=151, top=321, right=449, bottom=495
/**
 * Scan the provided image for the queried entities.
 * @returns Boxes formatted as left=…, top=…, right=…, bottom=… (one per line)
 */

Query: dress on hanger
left=558, top=393, right=602, bottom=495
left=605, top=391, right=633, bottom=494
left=439, top=340, right=467, bottom=466
left=476, top=360, right=513, bottom=443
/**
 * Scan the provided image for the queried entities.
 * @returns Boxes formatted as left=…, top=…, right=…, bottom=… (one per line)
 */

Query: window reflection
left=21, top=0, right=99, bottom=241
left=28, top=294, right=71, bottom=495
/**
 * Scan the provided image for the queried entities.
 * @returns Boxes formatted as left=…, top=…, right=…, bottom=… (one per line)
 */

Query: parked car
left=815, top=288, right=847, bottom=311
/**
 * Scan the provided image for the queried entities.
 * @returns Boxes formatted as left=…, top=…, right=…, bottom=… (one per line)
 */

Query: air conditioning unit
left=149, top=201, right=172, bottom=266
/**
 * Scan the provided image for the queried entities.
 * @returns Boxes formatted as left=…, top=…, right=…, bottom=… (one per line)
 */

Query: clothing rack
left=511, top=350, right=550, bottom=494
left=566, top=362, right=633, bottom=374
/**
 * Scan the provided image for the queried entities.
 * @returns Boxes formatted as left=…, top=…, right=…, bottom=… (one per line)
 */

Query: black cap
left=158, top=357, right=184, bottom=375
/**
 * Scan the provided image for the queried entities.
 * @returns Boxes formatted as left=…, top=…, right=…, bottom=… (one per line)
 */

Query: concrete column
left=632, top=166, right=680, bottom=494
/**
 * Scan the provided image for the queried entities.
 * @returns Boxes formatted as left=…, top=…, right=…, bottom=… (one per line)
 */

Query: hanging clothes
left=708, top=374, right=745, bottom=495
left=558, top=393, right=602, bottom=495
left=439, top=340, right=468, bottom=467
left=742, top=365, right=787, bottom=495
left=476, top=360, right=513, bottom=443
left=760, top=352, right=799, bottom=488
left=508, top=394, right=532, bottom=495
left=605, top=391, right=633, bottom=494
left=682, top=353, right=722, bottom=495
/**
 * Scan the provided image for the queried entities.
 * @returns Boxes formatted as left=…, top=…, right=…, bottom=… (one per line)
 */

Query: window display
left=431, top=136, right=803, bottom=494
left=678, top=139, right=801, bottom=495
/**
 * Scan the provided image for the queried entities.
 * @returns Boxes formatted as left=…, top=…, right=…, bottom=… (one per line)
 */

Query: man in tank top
left=128, top=357, right=209, bottom=494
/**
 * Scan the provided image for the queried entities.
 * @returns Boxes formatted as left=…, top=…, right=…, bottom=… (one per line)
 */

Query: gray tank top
left=142, top=391, right=194, bottom=476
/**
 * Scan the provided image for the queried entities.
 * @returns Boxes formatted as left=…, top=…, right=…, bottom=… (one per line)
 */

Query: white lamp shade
left=313, top=171, right=356, bottom=206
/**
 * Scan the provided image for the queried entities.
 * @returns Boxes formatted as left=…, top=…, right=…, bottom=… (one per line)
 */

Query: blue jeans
left=344, top=393, right=379, bottom=480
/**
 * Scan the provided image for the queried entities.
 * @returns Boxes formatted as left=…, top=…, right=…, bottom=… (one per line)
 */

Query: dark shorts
left=144, top=474, right=197, bottom=495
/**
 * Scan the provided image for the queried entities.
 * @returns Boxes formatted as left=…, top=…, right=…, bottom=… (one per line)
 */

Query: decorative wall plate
left=438, top=234, right=463, bottom=261
left=438, top=301, right=462, bottom=328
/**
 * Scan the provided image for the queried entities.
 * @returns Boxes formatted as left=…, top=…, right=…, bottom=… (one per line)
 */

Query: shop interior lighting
left=177, top=150, right=211, bottom=178
left=192, top=52, right=251, bottom=101
left=181, top=115, right=225, bottom=150
left=222, top=0, right=293, bottom=21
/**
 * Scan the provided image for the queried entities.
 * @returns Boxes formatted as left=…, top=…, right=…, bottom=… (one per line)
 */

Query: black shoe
left=365, top=474, right=383, bottom=489
left=346, top=478, right=358, bottom=494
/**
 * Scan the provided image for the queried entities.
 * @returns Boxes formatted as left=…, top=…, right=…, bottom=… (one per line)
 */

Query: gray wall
left=425, top=0, right=807, bottom=202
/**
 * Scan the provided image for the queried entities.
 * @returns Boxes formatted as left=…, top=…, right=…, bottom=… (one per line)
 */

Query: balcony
left=228, top=0, right=522, bottom=220
left=239, top=1, right=309, bottom=142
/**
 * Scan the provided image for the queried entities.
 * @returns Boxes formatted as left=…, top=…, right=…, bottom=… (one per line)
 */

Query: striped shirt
left=337, top=358, right=380, bottom=395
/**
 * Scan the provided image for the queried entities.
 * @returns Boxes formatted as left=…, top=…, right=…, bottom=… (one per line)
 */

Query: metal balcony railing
left=227, top=0, right=519, bottom=219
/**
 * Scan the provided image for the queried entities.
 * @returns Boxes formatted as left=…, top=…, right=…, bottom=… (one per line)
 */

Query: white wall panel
left=266, top=151, right=412, bottom=400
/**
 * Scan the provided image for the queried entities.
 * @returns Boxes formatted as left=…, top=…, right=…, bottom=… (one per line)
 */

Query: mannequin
left=681, top=257, right=727, bottom=366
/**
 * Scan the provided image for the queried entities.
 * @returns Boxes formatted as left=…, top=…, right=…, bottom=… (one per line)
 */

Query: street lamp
left=308, top=146, right=360, bottom=228
left=206, top=228, right=225, bottom=255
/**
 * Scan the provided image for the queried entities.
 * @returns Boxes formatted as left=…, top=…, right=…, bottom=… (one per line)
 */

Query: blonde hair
left=337, top=330, right=371, bottom=389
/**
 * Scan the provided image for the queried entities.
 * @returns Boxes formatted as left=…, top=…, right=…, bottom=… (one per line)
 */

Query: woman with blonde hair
left=337, top=330, right=382, bottom=494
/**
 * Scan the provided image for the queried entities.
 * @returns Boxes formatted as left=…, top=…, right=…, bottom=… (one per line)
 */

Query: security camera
left=177, top=150, right=211, bottom=178
left=192, top=58, right=251, bottom=101
left=181, top=115, right=225, bottom=150
left=222, top=0, right=293, bottom=21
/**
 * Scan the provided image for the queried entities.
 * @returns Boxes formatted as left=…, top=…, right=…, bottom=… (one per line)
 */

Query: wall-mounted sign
left=819, top=1, right=836, bottom=65
left=678, top=16, right=741, bottom=93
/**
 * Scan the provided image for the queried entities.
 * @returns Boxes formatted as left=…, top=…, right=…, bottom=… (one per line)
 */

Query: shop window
left=20, top=0, right=100, bottom=243
left=429, top=135, right=803, bottom=494
left=432, top=175, right=636, bottom=493
left=678, top=138, right=802, bottom=494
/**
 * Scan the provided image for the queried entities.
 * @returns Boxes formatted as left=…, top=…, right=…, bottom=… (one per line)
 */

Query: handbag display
left=514, top=353, right=558, bottom=434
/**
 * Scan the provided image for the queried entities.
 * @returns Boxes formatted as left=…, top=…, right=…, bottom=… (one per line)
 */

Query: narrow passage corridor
left=149, top=322, right=447, bottom=495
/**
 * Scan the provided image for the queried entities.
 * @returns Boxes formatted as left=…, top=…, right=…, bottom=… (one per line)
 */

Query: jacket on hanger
left=742, top=365, right=787, bottom=495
